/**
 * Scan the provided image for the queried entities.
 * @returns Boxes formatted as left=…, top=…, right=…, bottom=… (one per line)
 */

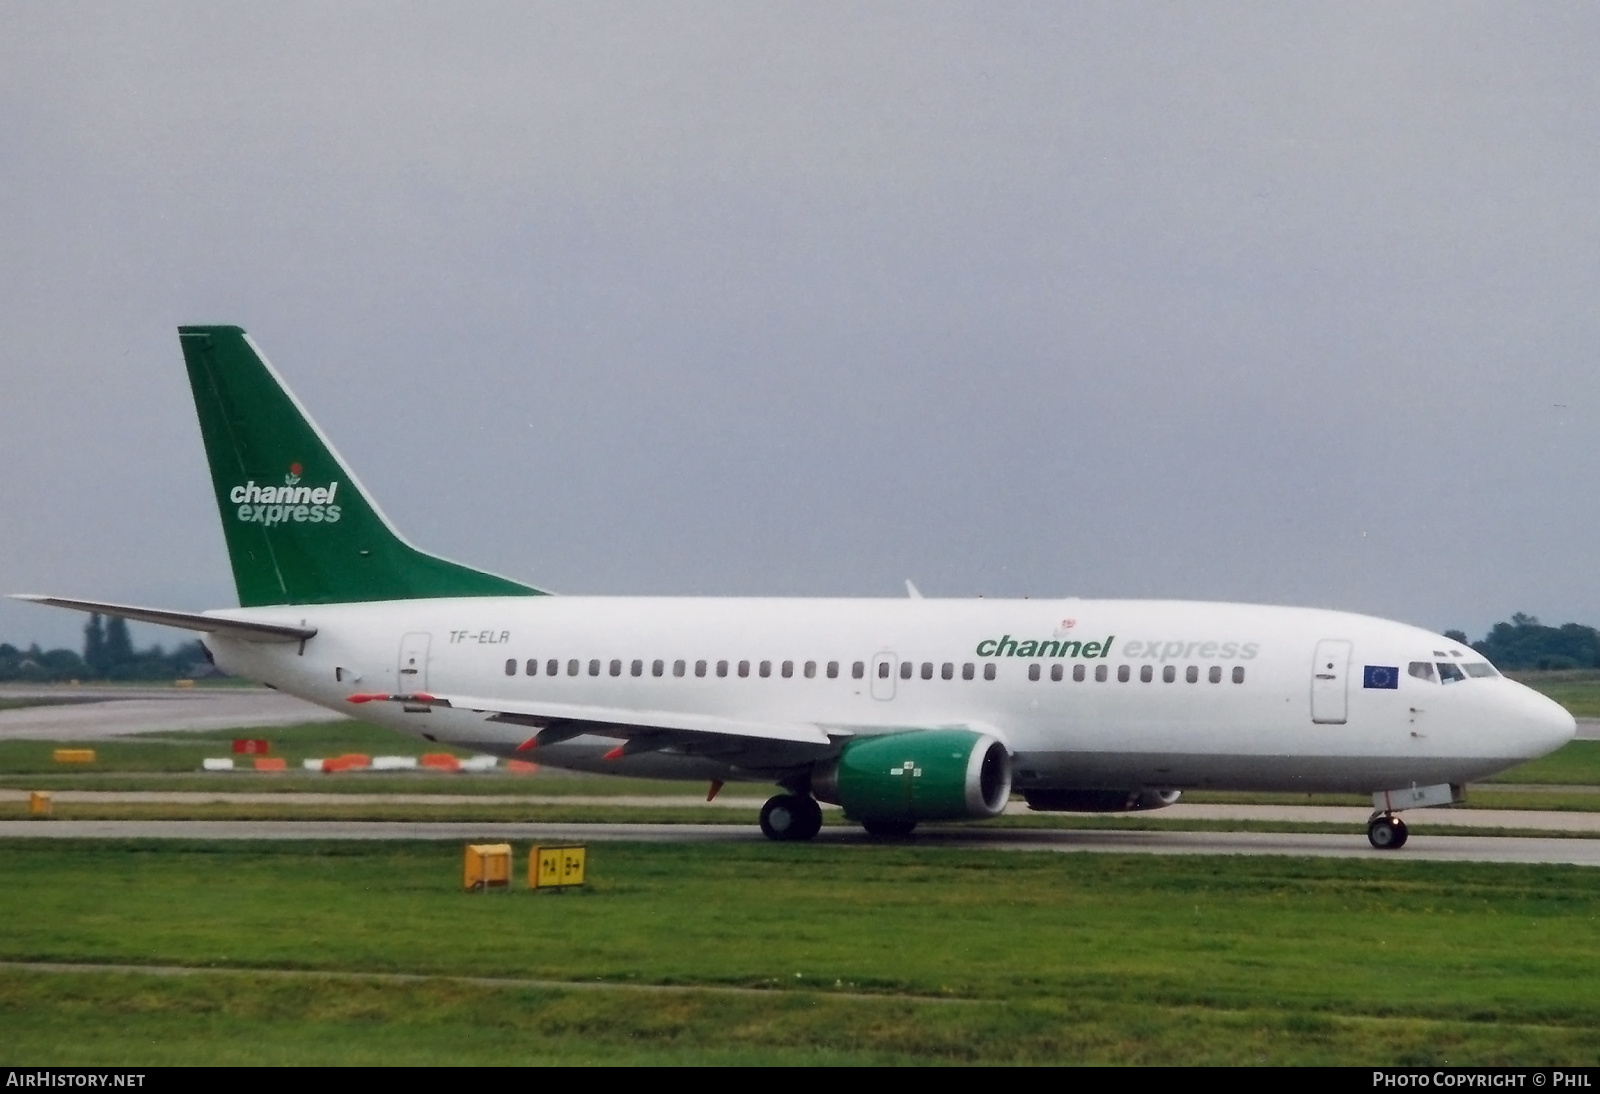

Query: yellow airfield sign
left=531, top=845, right=587, bottom=890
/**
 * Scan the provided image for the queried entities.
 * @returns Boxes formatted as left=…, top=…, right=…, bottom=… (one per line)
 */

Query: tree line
left=0, top=614, right=212, bottom=682
left=1445, top=613, right=1600, bottom=672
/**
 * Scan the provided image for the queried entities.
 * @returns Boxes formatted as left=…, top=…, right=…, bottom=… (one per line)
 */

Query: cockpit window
left=1408, top=661, right=1436, bottom=682
left=1464, top=662, right=1497, bottom=678
left=1437, top=662, right=1466, bottom=684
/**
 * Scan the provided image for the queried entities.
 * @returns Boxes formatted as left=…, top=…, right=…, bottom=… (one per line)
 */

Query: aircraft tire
left=1368, top=816, right=1407, bottom=851
left=761, top=794, right=822, bottom=841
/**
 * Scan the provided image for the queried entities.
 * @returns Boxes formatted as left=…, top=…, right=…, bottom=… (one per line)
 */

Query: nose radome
left=1508, top=682, right=1576, bottom=759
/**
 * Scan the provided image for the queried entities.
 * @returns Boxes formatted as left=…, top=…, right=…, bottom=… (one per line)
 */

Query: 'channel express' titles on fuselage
left=974, top=634, right=1260, bottom=661
left=227, top=480, right=342, bottom=526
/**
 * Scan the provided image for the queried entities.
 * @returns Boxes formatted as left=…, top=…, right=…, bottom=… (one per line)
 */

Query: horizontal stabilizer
left=11, top=595, right=316, bottom=644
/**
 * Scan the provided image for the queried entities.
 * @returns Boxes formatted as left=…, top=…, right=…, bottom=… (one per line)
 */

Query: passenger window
left=826, top=661, right=838, bottom=679
left=1408, top=661, right=1436, bottom=682
left=805, top=661, right=817, bottom=679
left=1209, top=665, right=1221, bottom=683
left=899, top=661, right=913, bottom=680
left=1464, top=663, right=1496, bottom=678
left=782, top=660, right=794, bottom=679
left=962, top=663, right=975, bottom=680
left=921, top=662, right=933, bottom=680
left=631, top=659, right=643, bottom=677
left=717, top=660, right=729, bottom=678
left=1050, top=664, right=1063, bottom=681
left=1100, top=665, right=1112, bottom=682
left=589, top=659, right=601, bottom=677
left=739, top=660, right=751, bottom=678
left=983, top=664, right=996, bottom=680
left=1186, top=666, right=1198, bottom=683
left=504, top=659, right=516, bottom=676
left=652, top=659, right=664, bottom=677
left=547, top=659, right=559, bottom=677
left=1073, top=664, right=1085, bottom=682
left=942, top=662, right=954, bottom=680
left=1232, top=666, right=1245, bottom=684
left=693, top=660, right=704, bottom=677
left=567, top=659, right=579, bottom=677
left=1163, top=666, right=1176, bottom=683
left=1438, top=662, right=1465, bottom=684
left=526, top=659, right=538, bottom=676
left=671, top=660, right=683, bottom=677
left=1028, top=664, right=1041, bottom=681
left=610, top=660, right=622, bottom=677
left=1140, top=665, right=1153, bottom=683
left=853, top=662, right=865, bottom=679
left=759, top=660, right=771, bottom=678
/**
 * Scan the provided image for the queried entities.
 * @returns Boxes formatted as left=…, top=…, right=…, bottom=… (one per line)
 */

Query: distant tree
left=83, top=614, right=107, bottom=676
left=1443, top=630, right=1470, bottom=645
left=104, top=616, right=133, bottom=670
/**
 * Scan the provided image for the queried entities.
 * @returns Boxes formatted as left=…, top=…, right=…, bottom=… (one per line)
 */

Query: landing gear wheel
left=861, top=817, right=917, bottom=838
left=760, top=794, right=822, bottom=841
left=1368, top=815, right=1409, bottom=850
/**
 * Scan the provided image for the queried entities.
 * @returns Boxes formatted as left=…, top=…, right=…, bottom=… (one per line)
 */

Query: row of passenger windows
left=501, top=657, right=1245, bottom=685
left=507, top=658, right=867, bottom=680
left=1027, top=662, right=1246, bottom=684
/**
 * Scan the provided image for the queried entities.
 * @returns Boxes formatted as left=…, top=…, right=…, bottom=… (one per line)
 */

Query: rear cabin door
left=871, top=652, right=898, bottom=701
left=398, top=632, right=431, bottom=696
left=1310, top=639, right=1352, bottom=724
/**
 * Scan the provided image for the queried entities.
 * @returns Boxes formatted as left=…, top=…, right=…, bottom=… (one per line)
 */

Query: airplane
left=15, top=326, right=1576, bottom=850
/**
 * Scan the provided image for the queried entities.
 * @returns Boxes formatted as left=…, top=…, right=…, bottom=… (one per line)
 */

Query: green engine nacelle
left=812, top=729, right=1012, bottom=822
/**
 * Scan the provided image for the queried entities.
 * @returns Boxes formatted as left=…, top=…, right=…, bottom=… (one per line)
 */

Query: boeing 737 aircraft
left=16, top=327, right=1576, bottom=848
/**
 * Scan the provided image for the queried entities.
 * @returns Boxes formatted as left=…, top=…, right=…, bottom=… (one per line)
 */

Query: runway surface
left=3, top=790, right=1599, bottom=831
left=3, top=818, right=1598, bottom=866
left=0, top=685, right=345, bottom=739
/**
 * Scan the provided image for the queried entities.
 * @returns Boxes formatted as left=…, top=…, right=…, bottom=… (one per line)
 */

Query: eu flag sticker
left=1363, top=665, right=1399, bottom=689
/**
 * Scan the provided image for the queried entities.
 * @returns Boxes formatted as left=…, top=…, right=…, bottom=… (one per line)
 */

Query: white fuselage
left=208, top=595, right=1575, bottom=794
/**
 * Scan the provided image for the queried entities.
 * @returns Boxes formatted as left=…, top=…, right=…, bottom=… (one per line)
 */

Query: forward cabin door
left=398, top=632, right=431, bottom=695
left=871, top=652, right=898, bottom=700
left=1310, top=639, right=1352, bottom=724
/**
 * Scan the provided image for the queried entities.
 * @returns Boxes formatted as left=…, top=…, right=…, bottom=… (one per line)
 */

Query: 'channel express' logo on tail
left=229, top=462, right=342, bottom=526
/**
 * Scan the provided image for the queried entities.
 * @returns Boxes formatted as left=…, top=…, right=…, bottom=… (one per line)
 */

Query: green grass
left=1486, top=741, right=1600, bottom=786
left=0, top=840, right=1598, bottom=1064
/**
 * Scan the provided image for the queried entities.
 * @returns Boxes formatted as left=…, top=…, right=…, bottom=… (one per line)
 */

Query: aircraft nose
left=1506, top=681, right=1576, bottom=759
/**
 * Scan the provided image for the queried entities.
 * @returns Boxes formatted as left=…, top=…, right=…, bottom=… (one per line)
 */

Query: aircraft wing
left=11, top=594, right=316, bottom=644
left=347, top=691, right=836, bottom=758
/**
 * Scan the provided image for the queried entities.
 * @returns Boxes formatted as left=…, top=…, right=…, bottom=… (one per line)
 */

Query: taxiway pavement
left=0, top=686, right=344, bottom=739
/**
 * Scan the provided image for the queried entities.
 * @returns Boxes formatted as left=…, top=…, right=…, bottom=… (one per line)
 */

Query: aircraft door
left=871, top=652, right=898, bottom=701
left=1310, top=639, right=1352, bottom=724
left=398, top=632, right=431, bottom=695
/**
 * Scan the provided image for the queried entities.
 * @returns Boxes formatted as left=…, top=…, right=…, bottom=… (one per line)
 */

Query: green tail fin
left=179, top=325, right=546, bottom=607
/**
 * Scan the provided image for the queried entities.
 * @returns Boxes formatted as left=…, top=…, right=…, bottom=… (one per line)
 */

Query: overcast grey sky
left=3, top=2, right=1598, bottom=652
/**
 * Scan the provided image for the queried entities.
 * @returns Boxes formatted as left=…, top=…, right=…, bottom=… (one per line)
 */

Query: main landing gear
left=1367, top=814, right=1409, bottom=850
left=760, top=793, right=823, bottom=841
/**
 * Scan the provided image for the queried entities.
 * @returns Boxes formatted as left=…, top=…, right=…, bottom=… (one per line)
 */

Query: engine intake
left=812, top=729, right=1012, bottom=822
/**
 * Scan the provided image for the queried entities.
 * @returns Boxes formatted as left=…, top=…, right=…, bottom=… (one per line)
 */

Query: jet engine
left=812, top=729, right=1012, bottom=828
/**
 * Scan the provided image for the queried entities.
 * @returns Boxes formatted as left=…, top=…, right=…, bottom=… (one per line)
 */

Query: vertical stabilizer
left=179, top=325, right=545, bottom=606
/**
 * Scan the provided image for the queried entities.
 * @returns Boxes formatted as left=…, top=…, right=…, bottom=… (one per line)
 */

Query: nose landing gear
left=1367, top=814, right=1409, bottom=850
left=759, top=793, right=823, bottom=841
